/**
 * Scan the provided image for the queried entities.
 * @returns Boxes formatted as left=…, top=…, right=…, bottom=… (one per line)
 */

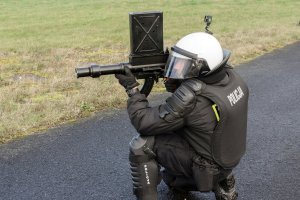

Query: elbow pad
left=160, top=79, right=203, bottom=119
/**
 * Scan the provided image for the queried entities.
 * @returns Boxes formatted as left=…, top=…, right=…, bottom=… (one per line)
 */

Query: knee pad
left=129, top=136, right=160, bottom=200
left=130, top=135, right=156, bottom=159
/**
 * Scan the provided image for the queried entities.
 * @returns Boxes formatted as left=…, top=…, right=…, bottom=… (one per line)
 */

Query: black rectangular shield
left=129, top=11, right=167, bottom=65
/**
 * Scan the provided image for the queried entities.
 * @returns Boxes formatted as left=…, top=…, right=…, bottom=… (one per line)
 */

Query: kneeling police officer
left=115, top=32, right=249, bottom=200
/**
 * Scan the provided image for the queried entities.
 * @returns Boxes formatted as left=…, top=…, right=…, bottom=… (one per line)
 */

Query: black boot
left=167, top=187, right=189, bottom=200
left=162, top=170, right=194, bottom=200
left=213, top=174, right=238, bottom=200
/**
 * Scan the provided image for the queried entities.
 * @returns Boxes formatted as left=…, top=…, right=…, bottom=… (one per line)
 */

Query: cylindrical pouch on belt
left=192, top=156, right=220, bottom=192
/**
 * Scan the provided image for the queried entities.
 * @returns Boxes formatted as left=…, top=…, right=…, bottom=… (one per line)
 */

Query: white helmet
left=164, top=32, right=224, bottom=79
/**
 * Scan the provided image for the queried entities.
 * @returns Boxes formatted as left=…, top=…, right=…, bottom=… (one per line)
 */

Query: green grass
left=1, top=0, right=299, bottom=51
left=0, top=0, right=299, bottom=143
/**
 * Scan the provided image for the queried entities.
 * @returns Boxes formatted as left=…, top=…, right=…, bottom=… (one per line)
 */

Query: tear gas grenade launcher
left=75, top=12, right=214, bottom=96
left=75, top=11, right=168, bottom=96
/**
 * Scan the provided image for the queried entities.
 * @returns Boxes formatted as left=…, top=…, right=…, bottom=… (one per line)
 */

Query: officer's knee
left=129, top=135, right=155, bottom=158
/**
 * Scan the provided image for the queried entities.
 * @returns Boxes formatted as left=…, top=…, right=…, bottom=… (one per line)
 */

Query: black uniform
left=127, top=66, right=249, bottom=195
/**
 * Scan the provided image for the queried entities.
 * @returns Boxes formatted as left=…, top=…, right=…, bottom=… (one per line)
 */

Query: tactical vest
left=198, top=68, right=249, bottom=168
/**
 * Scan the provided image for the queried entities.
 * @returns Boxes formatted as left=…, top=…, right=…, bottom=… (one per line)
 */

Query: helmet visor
left=164, top=53, right=200, bottom=79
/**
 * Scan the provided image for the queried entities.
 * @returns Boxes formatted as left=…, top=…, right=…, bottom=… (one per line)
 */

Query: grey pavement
left=0, top=42, right=299, bottom=200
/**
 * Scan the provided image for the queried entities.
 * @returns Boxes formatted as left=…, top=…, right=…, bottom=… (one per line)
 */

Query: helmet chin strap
left=171, top=46, right=210, bottom=75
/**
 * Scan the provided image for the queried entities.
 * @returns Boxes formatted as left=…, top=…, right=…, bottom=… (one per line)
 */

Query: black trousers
left=153, top=133, right=232, bottom=191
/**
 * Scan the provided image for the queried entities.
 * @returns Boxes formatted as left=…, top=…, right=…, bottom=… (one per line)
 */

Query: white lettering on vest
left=227, top=86, right=244, bottom=106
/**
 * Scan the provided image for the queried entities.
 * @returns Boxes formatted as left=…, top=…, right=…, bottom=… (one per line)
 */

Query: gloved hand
left=164, top=78, right=182, bottom=93
left=115, top=66, right=139, bottom=91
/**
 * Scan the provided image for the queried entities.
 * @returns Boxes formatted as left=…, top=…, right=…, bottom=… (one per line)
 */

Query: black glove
left=164, top=78, right=182, bottom=93
left=115, top=66, right=139, bottom=91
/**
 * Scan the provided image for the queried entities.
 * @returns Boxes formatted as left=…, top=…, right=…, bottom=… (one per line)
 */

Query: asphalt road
left=0, top=42, right=299, bottom=200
